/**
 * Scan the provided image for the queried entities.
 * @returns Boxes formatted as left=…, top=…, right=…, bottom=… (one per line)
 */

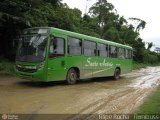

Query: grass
left=135, top=86, right=160, bottom=114
left=0, top=59, right=15, bottom=75
left=133, top=61, right=160, bottom=70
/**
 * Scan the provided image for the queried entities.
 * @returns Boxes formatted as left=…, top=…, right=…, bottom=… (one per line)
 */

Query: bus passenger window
left=83, top=40, right=96, bottom=56
left=118, top=48, right=125, bottom=59
left=125, top=49, right=132, bottom=59
left=109, top=46, right=118, bottom=58
left=128, top=50, right=132, bottom=59
left=68, top=37, right=82, bottom=55
left=49, top=37, right=64, bottom=58
left=97, top=43, right=108, bottom=57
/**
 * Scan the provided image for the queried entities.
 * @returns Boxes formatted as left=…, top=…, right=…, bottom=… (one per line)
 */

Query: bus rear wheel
left=66, top=68, right=78, bottom=84
left=113, top=68, right=120, bottom=80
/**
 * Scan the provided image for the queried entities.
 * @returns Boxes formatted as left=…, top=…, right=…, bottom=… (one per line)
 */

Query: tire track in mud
left=1, top=66, right=160, bottom=117
left=68, top=88, right=152, bottom=120
left=68, top=66, right=160, bottom=120
left=68, top=88, right=135, bottom=120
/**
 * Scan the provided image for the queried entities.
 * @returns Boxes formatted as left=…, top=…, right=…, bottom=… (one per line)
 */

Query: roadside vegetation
left=133, top=62, right=160, bottom=70
left=0, top=59, right=15, bottom=75
left=1, top=0, right=160, bottom=63
left=129, top=86, right=160, bottom=120
left=135, top=85, right=160, bottom=114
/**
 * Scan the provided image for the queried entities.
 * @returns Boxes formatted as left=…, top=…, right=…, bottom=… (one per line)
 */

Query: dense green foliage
left=0, top=59, right=14, bottom=75
left=0, top=0, right=159, bottom=63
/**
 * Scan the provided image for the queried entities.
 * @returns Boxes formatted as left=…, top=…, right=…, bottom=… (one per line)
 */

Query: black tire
left=66, top=68, right=78, bottom=84
left=113, top=68, right=120, bottom=80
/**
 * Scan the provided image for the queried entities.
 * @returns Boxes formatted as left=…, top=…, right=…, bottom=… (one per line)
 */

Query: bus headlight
left=39, top=61, right=45, bottom=70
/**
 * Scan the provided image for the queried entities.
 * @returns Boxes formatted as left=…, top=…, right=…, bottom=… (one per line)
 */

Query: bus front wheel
left=66, top=68, right=78, bottom=84
left=113, top=68, right=120, bottom=80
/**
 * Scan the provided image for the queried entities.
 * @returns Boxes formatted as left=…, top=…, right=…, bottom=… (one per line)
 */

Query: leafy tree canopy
left=0, top=0, right=159, bottom=63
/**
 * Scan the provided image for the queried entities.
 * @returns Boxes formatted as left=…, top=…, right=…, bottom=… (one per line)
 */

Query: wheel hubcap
left=70, top=73, right=76, bottom=81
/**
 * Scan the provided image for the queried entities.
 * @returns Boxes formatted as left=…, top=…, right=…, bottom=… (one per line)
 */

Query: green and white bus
left=15, top=27, right=132, bottom=84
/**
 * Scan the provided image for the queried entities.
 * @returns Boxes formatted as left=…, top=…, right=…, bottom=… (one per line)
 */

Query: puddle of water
left=128, top=66, right=160, bottom=89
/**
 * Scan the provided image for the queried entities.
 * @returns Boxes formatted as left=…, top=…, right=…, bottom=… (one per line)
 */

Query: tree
left=128, top=17, right=146, bottom=32
left=44, top=0, right=62, bottom=7
left=147, top=42, right=153, bottom=50
left=89, top=0, right=115, bottom=38
left=0, top=0, right=57, bottom=59
left=0, top=0, right=158, bottom=64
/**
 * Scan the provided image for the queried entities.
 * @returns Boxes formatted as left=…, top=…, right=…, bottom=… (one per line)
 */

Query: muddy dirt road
left=0, top=67, right=160, bottom=119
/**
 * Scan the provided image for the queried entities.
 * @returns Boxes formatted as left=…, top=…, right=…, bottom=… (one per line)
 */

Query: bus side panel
left=108, top=58, right=120, bottom=76
left=46, top=57, right=132, bottom=81
left=120, top=59, right=132, bottom=74
left=47, top=57, right=67, bottom=81
left=81, top=56, right=94, bottom=79
left=92, top=57, right=114, bottom=78
left=111, top=59, right=132, bottom=75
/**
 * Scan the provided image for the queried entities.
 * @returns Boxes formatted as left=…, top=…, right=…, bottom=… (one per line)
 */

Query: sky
left=62, top=0, right=160, bottom=49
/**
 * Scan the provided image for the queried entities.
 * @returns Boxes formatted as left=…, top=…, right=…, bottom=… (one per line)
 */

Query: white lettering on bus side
left=85, top=57, right=98, bottom=67
left=85, top=57, right=113, bottom=67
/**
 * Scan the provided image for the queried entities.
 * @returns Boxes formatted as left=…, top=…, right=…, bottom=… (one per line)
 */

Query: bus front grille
left=16, top=66, right=37, bottom=73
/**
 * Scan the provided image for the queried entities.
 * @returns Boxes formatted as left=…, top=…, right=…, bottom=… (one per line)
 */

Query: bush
left=0, top=59, right=15, bottom=75
left=143, top=50, right=158, bottom=64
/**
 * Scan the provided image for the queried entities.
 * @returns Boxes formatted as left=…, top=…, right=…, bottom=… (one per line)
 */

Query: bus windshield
left=16, top=34, right=47, bottom=62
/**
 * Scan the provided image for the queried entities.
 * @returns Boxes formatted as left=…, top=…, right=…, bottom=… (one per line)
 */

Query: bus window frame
left=125, top=49, right=132, bottom=59
left=109, top=45, right=118, bottom=58
left=97, top=42, right=109, bottom=58
left=118, top=47, right=125, bottom=59
left=83, top=40, right=97, bottom=57
left=48, top=36, right=65, bottom=58
left=67, top=36, right=82, bottom=56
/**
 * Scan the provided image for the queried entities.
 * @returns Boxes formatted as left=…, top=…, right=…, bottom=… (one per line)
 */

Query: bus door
left=47, top=33, right=67, bottom=81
